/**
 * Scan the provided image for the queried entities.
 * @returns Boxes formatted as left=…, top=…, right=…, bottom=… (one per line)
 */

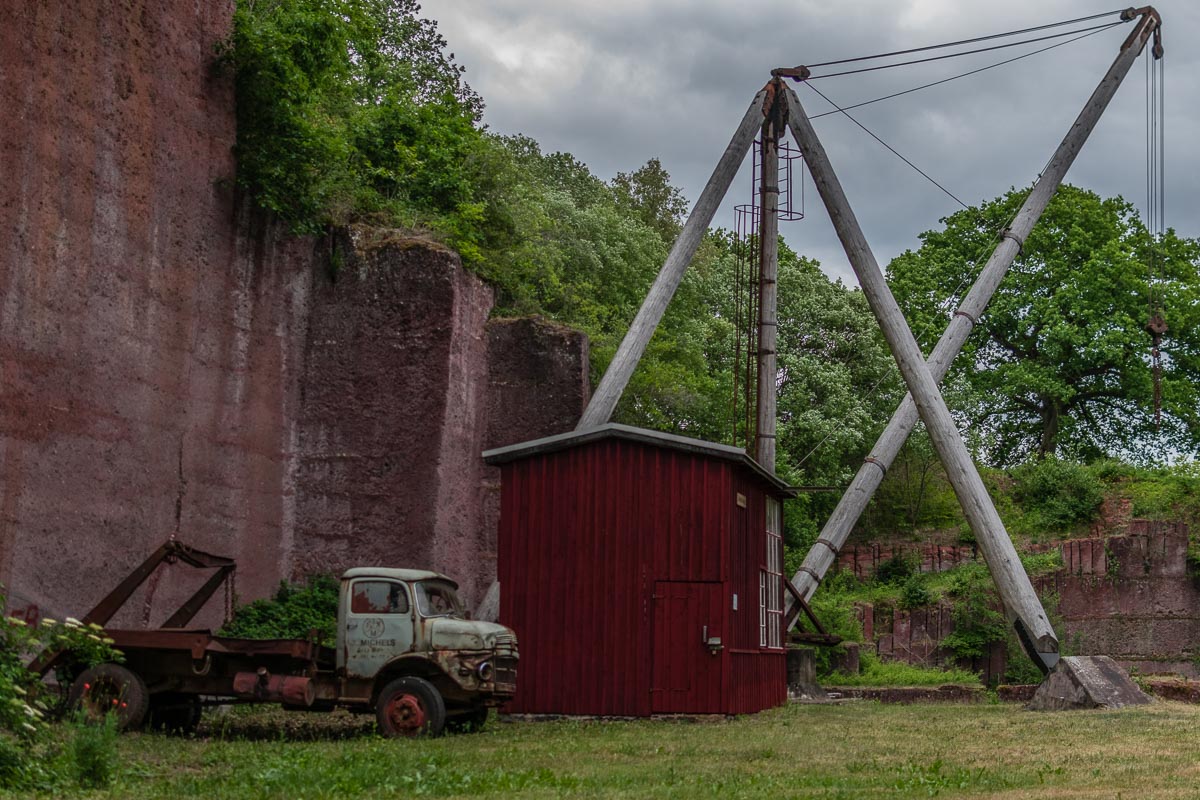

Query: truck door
left=343, top=579, right=416, bottom=678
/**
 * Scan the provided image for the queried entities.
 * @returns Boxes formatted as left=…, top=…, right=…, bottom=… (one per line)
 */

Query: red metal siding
left=725, top=470, right=786, bottom=713
left=498, top=436, right=784, bottom=716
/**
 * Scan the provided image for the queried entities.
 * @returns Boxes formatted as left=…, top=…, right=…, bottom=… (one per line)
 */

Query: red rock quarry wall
left=292, top=233, right=589, bottom=608
left=1040, top=521, right=1200, bottom=677
left=0, top=0, right=589, bottom=626
left=853, top=521, right=1199, bottom=679
left=0, top=0, right=319, bottom=627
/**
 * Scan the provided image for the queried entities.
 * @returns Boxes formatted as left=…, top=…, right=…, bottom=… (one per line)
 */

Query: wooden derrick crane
left=572, top=6, right=1164, bottom=694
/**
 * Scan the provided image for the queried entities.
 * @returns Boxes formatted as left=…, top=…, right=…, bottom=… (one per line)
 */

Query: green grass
left=824, top=654, right=980, bottom=687
left=6, top=701, right=1200, bottom=799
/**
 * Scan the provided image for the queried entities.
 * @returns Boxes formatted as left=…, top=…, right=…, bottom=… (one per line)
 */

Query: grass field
left=9, top=699, right=1200, bottom=799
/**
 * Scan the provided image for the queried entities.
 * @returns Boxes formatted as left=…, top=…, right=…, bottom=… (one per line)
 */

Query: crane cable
left=1145, top=47, right=1167, bottom=429
left=798, top=9, right=1128, bottom=71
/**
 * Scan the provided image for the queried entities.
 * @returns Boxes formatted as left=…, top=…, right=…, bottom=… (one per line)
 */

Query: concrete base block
left=1028, top=656, right=1151, bottom=711
left=787, top=647, right=828, bottom=702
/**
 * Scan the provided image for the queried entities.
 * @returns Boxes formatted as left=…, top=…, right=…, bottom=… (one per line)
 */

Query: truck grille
left=493, top=633, right=518, bottom=694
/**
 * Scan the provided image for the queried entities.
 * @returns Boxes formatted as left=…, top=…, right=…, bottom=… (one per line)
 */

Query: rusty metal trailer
left=38, top=539, right=518, bottom=737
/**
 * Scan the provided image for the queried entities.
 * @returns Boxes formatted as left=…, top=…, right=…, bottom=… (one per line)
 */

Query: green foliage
left=222, top=0, right=487, bottom=239
left=865, top=432, right=961, bottom=534
left=220, top=575, right=340, bottom=642
left=1010, top=457, right=1104, bottom=532
left=874, top=554, right=915, bottom=586
left=889, top=184, right=1200, bottom=466
left=806, top=587, right=865, bottom=676
left=937, top=564, right=1006, bottom=662
left=1, top=587, right=123, bottom=791
left=825, top=651, right=980, bottom=687
left=898, top=576, right=934, bottom=611
left=69, top=712, right=118, bottom=790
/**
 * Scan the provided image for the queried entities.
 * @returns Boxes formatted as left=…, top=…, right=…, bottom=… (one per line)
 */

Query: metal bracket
left=771, top=66, right=812, bottom=82
left=1000, top=228, right=1025, bottom=255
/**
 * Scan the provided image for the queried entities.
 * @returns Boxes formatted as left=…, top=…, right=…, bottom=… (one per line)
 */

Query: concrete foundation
left=1027, top=656, right=1151, bottom=711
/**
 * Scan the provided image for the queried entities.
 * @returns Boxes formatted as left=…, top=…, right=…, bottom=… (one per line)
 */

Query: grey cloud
left=422, top=0, right=1199, bottom=282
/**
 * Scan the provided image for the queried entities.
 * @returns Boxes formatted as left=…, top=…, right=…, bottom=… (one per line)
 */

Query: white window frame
left=761, top=498, right=783, bottom=650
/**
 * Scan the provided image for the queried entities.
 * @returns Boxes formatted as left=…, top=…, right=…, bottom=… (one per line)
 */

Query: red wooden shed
left=483, top=423, right=796, bottom=716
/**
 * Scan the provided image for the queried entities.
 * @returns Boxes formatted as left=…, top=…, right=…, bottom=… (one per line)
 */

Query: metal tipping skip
left=783, top=7, right=1164, bottom=625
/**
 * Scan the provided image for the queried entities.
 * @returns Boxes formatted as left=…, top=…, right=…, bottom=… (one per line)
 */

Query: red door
left=651, top=582, right=724, bottom=713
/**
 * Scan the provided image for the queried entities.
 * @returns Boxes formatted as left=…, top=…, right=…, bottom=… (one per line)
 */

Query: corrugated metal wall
left=726, top=470, right=787, bottom=712
left=498, top=437, right=785, bottom=715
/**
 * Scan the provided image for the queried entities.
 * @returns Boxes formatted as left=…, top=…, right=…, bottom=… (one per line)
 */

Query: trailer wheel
left=375, top=677, right=445, bottom=738
left=68, top=663, right=149, bottom=731
left=146, top=693, right=202, bottom=735
left=445, top=705, right=488, bottom=734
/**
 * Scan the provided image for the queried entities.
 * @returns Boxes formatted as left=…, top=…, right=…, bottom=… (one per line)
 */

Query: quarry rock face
left=0, top=0, right=316, bottom=627
left=0, top=1, right=588, bottom=625
left=291, top=234, right=590, bottom=606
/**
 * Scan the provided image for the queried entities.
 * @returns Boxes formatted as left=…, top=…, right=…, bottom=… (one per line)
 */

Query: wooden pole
left=577, top=89, right=768, bottom=430
left=785, top=15, right=1159, bottom=613
left=783, top=86, right=1060, bottom=670
left=755, top=88, right=781, bottom=472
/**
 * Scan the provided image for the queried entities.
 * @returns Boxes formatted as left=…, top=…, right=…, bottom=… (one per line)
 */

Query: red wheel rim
left=384, top=694, right=427, bottom=735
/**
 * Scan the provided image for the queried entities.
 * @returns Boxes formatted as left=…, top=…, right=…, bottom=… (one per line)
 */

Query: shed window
left=760, top=498, right=783, bottom=649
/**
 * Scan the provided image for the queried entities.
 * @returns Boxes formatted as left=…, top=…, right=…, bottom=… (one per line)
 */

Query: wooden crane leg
left=783, top=14, right=1157, bottom=618
left=783, top=85, right=1059, bottom=672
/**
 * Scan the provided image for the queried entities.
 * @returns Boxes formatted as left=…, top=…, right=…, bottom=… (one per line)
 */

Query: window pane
left=350, top=581, right=409, bottom=614
left=415, top=580, right=466, bottom=618
left=762, top=498, right=784, bottom=649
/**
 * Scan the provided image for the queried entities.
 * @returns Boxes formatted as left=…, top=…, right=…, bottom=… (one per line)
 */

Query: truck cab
left=338, top=568, right=518, bottom=736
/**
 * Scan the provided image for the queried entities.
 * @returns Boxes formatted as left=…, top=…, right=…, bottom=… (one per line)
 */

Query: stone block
left=1028, top=656, right=1151, bottom=711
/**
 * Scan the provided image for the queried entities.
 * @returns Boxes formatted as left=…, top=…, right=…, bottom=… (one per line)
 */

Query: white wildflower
left=65, top=617, right=82, bottom=627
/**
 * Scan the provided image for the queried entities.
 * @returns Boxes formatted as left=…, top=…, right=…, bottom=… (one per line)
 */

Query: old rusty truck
left=34, top=541, right=518, bottom=737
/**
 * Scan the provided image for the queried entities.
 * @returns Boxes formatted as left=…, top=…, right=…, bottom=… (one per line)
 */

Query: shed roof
left=482, top=423, right=796, bottom=496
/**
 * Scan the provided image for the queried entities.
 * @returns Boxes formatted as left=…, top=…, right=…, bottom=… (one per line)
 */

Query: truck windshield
left=415, top=580, right=465, bottom=618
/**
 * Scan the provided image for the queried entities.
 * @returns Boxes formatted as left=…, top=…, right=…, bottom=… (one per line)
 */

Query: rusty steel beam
left=161, top=564, right=235, bottom=629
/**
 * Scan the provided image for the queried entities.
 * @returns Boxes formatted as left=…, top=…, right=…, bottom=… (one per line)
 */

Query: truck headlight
left=477, top=661, right=493, bottom=682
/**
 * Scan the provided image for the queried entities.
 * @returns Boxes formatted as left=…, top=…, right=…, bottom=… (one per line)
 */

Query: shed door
left=651, top=581, right=724, bottom=713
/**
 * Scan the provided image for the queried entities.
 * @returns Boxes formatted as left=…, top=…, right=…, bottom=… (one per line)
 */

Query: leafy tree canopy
left=888, top=185, right=1200, bottom=466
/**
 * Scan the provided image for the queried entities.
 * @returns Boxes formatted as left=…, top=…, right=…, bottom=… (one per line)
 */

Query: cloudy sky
left=419, top=1, right=1197, bottom=284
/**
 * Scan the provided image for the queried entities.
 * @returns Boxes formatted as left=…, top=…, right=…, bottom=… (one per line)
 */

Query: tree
left=888, top=185, right=1200, bottom=465
left=611, top=158, right=690, bottom=243
left=223, top=0, right=485, bottom=235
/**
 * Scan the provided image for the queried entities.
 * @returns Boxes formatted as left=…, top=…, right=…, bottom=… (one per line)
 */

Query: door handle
left=702, top=624, right=723, bottom=653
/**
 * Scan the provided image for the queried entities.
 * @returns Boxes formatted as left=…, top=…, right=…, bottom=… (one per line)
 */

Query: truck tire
left=146, top=693, right=202, bottom=735
left=445, top=705, right=488, bottom=734
left=375, top=676, right=445, bottom=738
left=68, top=663, right=150, bottom=731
